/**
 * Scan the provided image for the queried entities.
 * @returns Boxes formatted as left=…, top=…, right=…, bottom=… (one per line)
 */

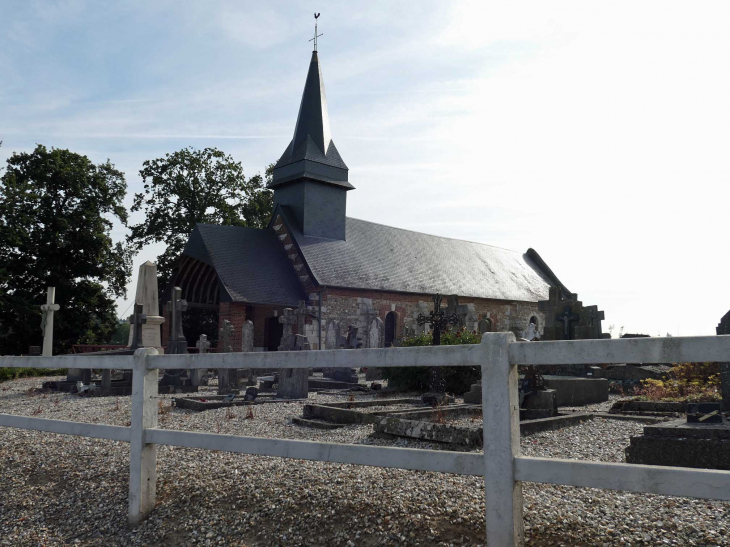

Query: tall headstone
left=127, top=261, right=165, bottom=347
left=241, top=320, right=256, bottom=386
left=191, top=334, right=210, bottom=387
left=366, top=317, right=385, bottom=380
left=217, top=320, right=238, bottom=394
left=166, top=287, right=188, bottom=354
left=277, top=334, right=310, bottom=399
left=333, top=326, right=360, bottom=383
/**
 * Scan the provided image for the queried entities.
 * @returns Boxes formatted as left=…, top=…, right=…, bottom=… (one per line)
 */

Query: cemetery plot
left=2, top=375, right=728, bottom=547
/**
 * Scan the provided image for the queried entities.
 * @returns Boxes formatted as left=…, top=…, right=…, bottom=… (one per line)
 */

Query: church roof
left=278, top=206, right=555, bottom=302
left=184, top=224, right=305, bottom=306
left=270, top=51, right=351, bottom=189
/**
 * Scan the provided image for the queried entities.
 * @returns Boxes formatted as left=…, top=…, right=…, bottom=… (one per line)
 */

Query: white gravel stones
left=1, top=375, right=728, bottom=546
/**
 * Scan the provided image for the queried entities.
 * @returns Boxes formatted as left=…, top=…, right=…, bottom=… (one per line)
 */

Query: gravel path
left=1, top=376, right=728, bottom=546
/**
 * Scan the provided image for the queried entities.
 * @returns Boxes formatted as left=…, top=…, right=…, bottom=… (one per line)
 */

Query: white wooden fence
left=1, top=333, right=730, bottom=546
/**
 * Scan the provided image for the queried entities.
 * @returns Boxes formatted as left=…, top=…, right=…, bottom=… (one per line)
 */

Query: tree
left=0, top=145, right=131, bottom=355
left=127, top=147, right=274, bottom=288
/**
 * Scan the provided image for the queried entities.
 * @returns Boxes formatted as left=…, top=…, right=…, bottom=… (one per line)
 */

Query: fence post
left=481, top=332, right=523, bottom=546
left=129, top=348, right=159, bottom=527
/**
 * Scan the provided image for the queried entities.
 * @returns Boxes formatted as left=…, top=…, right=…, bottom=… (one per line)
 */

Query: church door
left=384, top=312, right=396, bottom=347
left=265, top=316, right=283, bottom=351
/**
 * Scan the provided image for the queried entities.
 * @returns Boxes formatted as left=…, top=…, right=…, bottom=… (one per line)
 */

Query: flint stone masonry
left=542, top=377, right=609, bottom=406
left=320, top=288, right=544, bottom=343
left=626, top=417, right=730, bottom=470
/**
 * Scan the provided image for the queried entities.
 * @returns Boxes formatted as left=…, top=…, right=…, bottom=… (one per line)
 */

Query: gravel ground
left=1, top=376, right=728, bottom=546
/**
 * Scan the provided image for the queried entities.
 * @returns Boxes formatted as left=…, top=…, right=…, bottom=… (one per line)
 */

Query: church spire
left=270, top=46, right=350, bottom=189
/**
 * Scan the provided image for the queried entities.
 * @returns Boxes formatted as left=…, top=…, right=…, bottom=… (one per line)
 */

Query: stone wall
left=319, top=287, right=544, bottom=346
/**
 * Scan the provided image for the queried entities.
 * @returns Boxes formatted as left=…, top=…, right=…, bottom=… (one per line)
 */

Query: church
left=162, top=49, right=573, bottom=352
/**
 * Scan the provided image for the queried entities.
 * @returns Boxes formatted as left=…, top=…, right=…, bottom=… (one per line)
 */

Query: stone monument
left=127, top=261, right=165, bottom=348
left=717, top=310, right=730, bottom=411
left=277, top=334, right=310, bottom=399
left=537, top=287, right=609, bottom=341
left=277, top=309, right=309, bottom=398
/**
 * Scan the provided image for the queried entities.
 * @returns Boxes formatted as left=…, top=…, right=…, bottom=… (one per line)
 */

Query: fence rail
left=0, top=334, right=729, bottom=546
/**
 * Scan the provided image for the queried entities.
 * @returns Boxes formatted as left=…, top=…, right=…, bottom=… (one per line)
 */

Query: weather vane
left=309, top=13, right=323, bottom=51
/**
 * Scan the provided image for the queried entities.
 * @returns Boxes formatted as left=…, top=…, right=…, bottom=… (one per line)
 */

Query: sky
left=2, top=0, right=729, bottom=337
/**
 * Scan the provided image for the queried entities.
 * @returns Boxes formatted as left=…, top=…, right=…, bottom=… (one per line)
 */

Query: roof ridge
left=344, top=216, right=521, bottom=254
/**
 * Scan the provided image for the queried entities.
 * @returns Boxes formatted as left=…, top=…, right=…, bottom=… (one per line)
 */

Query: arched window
left=384, top=311, right=397, bottom=347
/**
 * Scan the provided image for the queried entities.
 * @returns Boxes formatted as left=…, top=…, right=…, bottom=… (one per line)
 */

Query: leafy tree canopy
left=0, top=145, right=131, bottom=355
left=127, top=147, right=274, bottom=288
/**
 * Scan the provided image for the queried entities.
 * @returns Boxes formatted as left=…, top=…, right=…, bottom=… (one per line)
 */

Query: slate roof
left=281, top=209, right=555, bottom=302
left=184, top=224, right=305, bottom=306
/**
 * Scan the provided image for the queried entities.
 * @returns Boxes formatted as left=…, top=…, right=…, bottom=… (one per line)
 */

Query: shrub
left=380, top=328, right=481, bottom=394
left=0, top=368, right=67, bottom=383
left=635, top=362, right=720, bottom=402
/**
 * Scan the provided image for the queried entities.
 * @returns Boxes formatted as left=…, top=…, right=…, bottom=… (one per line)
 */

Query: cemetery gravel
left=1, top=378, right=728, bottom=547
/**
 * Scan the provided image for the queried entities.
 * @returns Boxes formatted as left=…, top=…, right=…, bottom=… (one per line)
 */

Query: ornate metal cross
left=128, top=303, right=147, bottom=350
left=168, top=287, right=188, bottom=342
left=417, top=293, right=459, bottom=346
left=556, top=306, right=579, bottom=339
left=309, top=13, right=323, bottom=51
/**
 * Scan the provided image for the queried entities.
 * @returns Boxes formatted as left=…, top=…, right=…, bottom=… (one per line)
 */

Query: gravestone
left=241, top=320, right=256, bottom=386
left=126, top=261, right=165, bottom=348
left=366, top=317, right=385, bottom=380
left=191, top=334, right=210, bottom=387
left=218, top=320, right=238, bottom=394
left=323, top=319, right=341, bottom=379
left=277, top=334, right=310, bottom=399
left=333, top=326, right=359, bottom=383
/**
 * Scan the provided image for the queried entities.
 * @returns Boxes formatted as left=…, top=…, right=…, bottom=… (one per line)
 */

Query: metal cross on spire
left=309, top=12, right=323, bottom=51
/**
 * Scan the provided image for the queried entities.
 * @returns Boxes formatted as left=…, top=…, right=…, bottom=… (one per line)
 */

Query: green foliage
left=0, top=145, right=131, bottom=356
left=0, top=368, right=67, bottom=383
left=636, top=362, right=721, bottom=402
left=127, top=147, right=274, bottom=288
left=380, top=328, right=482, bottom=394
left=109, top=319, right=131, bottom=345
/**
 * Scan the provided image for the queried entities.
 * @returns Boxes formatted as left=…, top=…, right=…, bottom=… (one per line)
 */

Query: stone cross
left=556, top=306, right=579, bottom=340
left=128, top=304, right=147, bottom=350
left=417, top=294, right=459, bottom=346
left=168, top=287, right=188, bottom=342
left=40, top=287, right=60, bottom=357
left=190, top=334, right=211, bottom=387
